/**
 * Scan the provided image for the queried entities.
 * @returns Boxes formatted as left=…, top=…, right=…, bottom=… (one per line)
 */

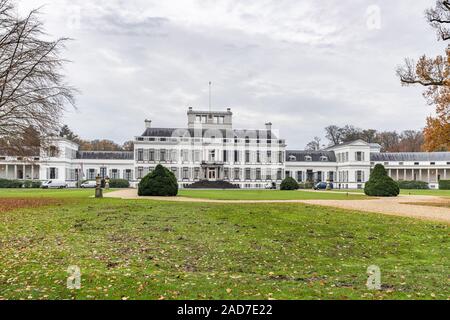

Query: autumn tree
left=0, top=0, right=75, bottom=154
left=396, top=0, right=450, bottom=151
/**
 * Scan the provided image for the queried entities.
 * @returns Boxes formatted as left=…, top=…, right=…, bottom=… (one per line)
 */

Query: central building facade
left=134, top=108, right=286, bottom=189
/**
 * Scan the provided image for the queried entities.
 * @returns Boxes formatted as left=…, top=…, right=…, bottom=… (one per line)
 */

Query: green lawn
left=0, top=189, right=448, bottom=300
left=333, top=189, right=450, bottom=197
left=179, top=189, right=368, bottom=200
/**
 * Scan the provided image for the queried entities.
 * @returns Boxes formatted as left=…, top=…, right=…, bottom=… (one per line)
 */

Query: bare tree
left=305, top=137, right=322, bottom=151
left=324, top=125, right=343, bottom=146
left=0, top=0, right=75, bottom=155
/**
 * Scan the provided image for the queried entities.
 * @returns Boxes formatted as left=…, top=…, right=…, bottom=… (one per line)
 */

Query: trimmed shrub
left=439, top=180, right=450, bottom=190
left=0, top=179, right=24, bottom=188
left=108, top=179, right=130, bottom=188
left=364, top=164, right=400, bottom=197
left=397, top=180, right=429, bottom=190
left=280, top=177, right=300, bottom=190
left=0, top=179, right=41, bottom=188
left=138, top=165, right=178, bottom=197
left=298, top=182, right=314, bottom=189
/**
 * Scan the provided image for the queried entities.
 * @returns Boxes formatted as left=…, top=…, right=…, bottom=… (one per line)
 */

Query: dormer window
left=320, top=156, right=328, bottom=162
left=288, top=155, right=297, bottom=161
left=305, top=155, right=312, bottom=162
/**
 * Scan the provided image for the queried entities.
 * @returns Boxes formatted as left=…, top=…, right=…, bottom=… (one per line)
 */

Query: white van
left=80, top=181, right=97, bottom=189
left=41, top=180, right=68, bottom=189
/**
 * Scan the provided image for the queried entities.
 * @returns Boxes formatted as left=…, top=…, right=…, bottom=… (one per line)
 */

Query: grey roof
left=286, top=150, right=336, bottom=162
left=77, top=151, right=134, bottom=160
left=141, top=128, right=278, bottom=139
left=371, top=152, right=450, bottom=162
left=325, top=139, right=377, bottom=150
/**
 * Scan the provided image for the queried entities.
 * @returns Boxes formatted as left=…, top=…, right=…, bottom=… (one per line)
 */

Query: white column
left=428, top=169, right=431, bottom=183
left=14, top=165, right=18, bottom=179
left=23, top=165, right=26, bottom=179
left=445, top=169, right=448, bottom=180
left=419, top=169, right=422, bottom=181
left=31, top=166, right=34, bottom=180
left=396, top=169, right=399, bottom=181
left=403, top=169, right=406, bottom=180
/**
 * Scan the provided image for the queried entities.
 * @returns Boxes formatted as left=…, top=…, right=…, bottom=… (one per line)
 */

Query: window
left=245, top=168, right=251, bottom=180
left=87, top=169, right=95, bottom=180
left=278, top=152, right=284, bottom=163
left=182, top=150, right=189, bottom=162
left=266, top=171, right=272, bottom=181
left=224, top=168, right=229, bottom=180
left=124, top=169, right=132, bottom=181
left=267, top=151, right=272, bottom=163
left=50, top=168, right=57, bottom=179
left=194, top=151, right=201, bottom=162
left=285, top=171, right=290, bottom=178
left=414, top=162, right=420, bottom=165
left=160, top=150, right=166, bottom=161
left=305, top=156, right=312, bottom=162
left=257, top=151, right=261, bottom=163
left=277, top=169, right=282, bottom=181
left=245, top=151, right=250, bottom=163
left=430, top=162, right=436, bottom=165
left=234, top=168, right=240, bottom=180
left=49, top=146, right=58, bottom=157
left=111, top=169, right=119, bottom=179
left=356, top=171, right=363, bottom=183
left=171, top=168, right=178, bottom=179
left=256, top=169, right=261, bottom=180
left=100, top=167, right=107, bottom=178
left=149, top=150, right=155, bottom=161
left=223, top=150, right=228, bottom=162
left=320, top=156, right=328, bottom=162
left=137, top=149, right=144, bottom=161
left=209, top=150, right=216, bottom=162
left=234, top=150, right=239, bottom=163
left=356, top=152, right=364, bottom=161
left=194, top=168, right=200, bottom=179
left=137, top=167, right=144, bottom=179
left=288, top=155, right=296, bottom=161
left=297, top=171, right=303, bottom=182
left=183, top=168, right=189, bottom=180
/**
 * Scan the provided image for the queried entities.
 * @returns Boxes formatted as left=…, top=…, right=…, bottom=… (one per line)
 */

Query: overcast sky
left=18, top=0, right=445, bottom=148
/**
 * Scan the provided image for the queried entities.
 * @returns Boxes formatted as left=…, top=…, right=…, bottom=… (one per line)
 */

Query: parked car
left=41, top=180, right=68, bottom=189
left=80, top=181, right=97, bottom=189
left=265, top=183, right=277, bottom=190
left=314, top=182, right=333, bottom=190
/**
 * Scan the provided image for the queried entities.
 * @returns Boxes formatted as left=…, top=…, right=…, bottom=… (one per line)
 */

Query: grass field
left=178, top=189, right=368, bottom=200
left=0, top=189, right=448, bottom=300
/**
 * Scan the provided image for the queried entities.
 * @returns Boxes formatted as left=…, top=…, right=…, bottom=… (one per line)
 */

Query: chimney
left=145, top=119, right=152, bottom=129
left=265, top=122, right=273, bottom=131
left=227, top=108, right=231, bottom=112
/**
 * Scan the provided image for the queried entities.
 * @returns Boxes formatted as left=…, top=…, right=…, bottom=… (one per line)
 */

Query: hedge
left=298, top=182, right=314, bottom=189
left=138, top=165, right=178, bottom=197
left=364, top=164, right=400, bottom=197
left=439, top=180, right=450, bottom=190
left=108, top=179, right=130, bottom=188
left=0, top=179, right=42, bottom=189
left=397, top=180, right=429, bottom=190
left=280, top=177, right=300, bottom=190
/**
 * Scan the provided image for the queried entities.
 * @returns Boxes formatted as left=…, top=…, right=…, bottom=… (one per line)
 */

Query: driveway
left=105, top=189, right=450, bottom=224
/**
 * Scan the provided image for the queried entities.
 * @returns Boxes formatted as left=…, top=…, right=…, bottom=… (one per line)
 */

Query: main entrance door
left=208, top=168, right=217, bottom=181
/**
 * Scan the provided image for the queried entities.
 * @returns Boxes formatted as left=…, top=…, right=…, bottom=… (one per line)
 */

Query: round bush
left=138, top=165, right=178, bottom=197
left=280, top=177, right=300, bottom=190
left=364, top=164, right=399, bottom=197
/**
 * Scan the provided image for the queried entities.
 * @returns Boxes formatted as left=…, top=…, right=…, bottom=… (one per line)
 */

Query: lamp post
left=95, top=174, right=103, bottom=198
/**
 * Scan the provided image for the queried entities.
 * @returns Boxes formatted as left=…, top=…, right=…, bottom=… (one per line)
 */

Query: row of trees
left=306, top=125, right=424, bottom=152
left=59, top=125, right=134, bottom=151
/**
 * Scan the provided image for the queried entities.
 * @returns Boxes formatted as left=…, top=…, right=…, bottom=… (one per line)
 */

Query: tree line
left=306, top=125, right=424, bottom=152
left=59, top=125, right=134, bottom=152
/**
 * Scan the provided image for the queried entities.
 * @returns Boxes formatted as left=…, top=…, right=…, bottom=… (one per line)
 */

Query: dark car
left=314, top=182, right=333, bottom=190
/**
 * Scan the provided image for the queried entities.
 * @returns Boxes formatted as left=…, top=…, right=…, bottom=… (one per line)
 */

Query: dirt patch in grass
left=0, top=198, right=61, bottom=213
left=402, top=201, right=450, bottom=209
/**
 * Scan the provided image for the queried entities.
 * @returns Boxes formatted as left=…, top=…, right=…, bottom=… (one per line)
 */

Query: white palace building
left=1, top=108, right=450, bottom=189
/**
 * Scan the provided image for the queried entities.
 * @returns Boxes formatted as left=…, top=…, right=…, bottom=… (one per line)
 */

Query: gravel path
left=105, top=189, right=450, bottom=224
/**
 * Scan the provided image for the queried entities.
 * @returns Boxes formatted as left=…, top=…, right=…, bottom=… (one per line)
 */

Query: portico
left=0, top=163, right=40, bottom=180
